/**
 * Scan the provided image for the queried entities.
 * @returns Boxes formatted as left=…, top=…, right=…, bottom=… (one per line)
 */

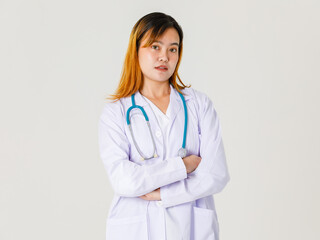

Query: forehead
left=141, top=27, right=180, bottom=45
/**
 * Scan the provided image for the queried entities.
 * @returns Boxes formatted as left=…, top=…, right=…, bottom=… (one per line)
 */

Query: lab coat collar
left=133, top=83, right=192, bottom=108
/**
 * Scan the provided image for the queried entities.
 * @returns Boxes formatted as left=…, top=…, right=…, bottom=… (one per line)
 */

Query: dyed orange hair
left=107, top=12, right=191, bottom=102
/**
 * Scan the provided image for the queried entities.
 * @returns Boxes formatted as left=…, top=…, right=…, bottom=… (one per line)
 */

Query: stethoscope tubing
left=126, top=88, right=187, bottom=160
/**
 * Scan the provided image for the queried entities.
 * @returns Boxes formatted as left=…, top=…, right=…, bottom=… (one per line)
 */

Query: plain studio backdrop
left=0, top=0, right=319, bottom=239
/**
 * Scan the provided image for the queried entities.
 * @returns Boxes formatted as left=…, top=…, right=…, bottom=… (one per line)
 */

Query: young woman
left=98, top=12, right=230, bottom=240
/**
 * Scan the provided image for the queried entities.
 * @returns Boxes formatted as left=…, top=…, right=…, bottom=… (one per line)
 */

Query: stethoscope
left=126, top=88, right=188, bottom=161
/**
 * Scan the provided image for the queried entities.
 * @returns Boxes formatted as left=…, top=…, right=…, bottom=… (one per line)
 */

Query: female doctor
left=98, top=12, right=230, bottom=240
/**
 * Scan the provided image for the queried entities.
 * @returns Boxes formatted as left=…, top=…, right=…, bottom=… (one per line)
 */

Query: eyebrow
left=154, top=40, right=179, bottom=47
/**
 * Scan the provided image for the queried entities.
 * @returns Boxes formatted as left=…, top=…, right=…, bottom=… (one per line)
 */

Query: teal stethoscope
left=126, top=90, right=188, bottom=161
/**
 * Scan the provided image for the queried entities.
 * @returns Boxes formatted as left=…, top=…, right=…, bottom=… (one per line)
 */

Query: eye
left=151, top=45, right=159, bottom=50
left=170, top=48, right=178, bottom=53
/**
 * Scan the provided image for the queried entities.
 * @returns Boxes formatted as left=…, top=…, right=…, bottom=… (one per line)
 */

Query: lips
left=155, top=65, right=168, bottom=70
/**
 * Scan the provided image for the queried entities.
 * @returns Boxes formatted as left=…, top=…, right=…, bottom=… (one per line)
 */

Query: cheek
left=171, top=56, right=179, bottom=69
left=139, top=51, right=155, bottom=67
left=174, top=54, right=179, bottom=62
left=170, top=52, right=179, bottom=62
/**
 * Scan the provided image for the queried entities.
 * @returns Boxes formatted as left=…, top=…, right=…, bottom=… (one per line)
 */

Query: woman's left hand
left=139, top=187, right=161, bottom=201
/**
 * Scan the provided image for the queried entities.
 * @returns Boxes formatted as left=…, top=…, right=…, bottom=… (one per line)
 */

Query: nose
left=159, top=50, right=168, bottom=62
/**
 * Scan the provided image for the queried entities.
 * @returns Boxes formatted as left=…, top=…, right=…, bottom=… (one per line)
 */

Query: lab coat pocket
left=192, top=206, right=217, bottom=240
left=106, top=214, right=148, bottom=240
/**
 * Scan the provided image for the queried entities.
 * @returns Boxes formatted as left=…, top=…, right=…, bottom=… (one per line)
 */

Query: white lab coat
left=98, top=84, right=230, bottom=240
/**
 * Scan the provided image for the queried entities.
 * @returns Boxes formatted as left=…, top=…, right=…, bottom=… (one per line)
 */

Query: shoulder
left=181, top=86, right=215, bottom=111
left=99, top=97, right=129, bottom=123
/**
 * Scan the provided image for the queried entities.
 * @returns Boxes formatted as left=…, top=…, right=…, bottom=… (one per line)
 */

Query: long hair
left=107, top=12, right=191, bottom=102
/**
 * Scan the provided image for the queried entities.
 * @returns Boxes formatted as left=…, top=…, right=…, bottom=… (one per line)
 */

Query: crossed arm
left=99, top=93, right=229, bottom=208
left=138, top=155, right=202, bottom=200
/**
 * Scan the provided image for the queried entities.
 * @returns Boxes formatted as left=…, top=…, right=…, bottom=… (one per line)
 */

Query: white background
left=1, top=0, right=319, bottom=239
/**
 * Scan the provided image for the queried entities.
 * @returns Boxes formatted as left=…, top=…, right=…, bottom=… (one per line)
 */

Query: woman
left=98, top=12, right=230, bottom=240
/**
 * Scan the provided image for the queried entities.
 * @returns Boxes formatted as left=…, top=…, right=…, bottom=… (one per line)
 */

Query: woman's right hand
left=182, top=155, right=202, bottom=173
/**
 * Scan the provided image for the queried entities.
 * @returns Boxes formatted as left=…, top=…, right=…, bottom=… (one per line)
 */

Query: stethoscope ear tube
left=128, top=123, right=157, bottom=161
left=178, top=91, right=188, bottom=150
left=127, top=94, right=158, bottom=160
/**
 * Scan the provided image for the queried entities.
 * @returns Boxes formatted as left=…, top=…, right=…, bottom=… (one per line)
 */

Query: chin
left=155, top=79, right=171, bottom=83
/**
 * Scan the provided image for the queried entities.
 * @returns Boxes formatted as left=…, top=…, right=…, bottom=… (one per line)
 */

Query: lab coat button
left=156, top=200, right=163, bottom=207
left=155, top=131, right=162, bottom=138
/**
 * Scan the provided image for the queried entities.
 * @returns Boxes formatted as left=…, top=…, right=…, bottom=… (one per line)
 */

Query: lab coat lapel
left=168, top=84, right=192, bottom=128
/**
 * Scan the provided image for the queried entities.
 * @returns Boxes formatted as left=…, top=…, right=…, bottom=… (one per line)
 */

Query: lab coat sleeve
left=98, top=101, right=188, bottom=198
left=159, top=92, right=230, bottom=208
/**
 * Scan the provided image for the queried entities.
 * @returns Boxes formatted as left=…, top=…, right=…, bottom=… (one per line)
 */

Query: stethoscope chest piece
left=178, top=148, right=187, bottom=158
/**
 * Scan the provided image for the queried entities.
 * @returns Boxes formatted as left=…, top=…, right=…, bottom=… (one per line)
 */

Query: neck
left=140, top=81, right=171, bottom=99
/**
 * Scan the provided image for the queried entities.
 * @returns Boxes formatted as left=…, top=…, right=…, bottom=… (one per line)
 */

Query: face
left=138, top=27, right=180, bottom=84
